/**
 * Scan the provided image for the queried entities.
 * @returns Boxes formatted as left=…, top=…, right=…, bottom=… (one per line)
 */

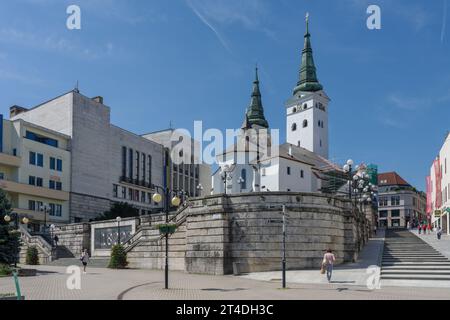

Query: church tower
left=286, top=14, right=330, bottom=159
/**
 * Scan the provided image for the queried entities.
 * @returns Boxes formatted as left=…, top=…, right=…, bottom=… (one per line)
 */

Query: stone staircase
left=381, top=229, right=450, bottom=286
left=46, top=257, right=110, bottom=268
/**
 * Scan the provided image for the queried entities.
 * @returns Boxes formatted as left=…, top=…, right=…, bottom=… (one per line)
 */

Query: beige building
left=0, top=114, right=71, bottom=232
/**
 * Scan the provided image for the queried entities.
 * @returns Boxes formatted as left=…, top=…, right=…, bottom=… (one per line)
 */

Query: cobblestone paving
left=1, top=265, right=450, bottom=300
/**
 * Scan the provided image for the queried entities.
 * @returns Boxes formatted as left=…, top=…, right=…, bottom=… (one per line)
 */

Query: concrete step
left=382, top=270, right=450, bottom=275
left=46, top=258, right=110, bottom=268
left=382, top=266, right=450, bottom=270
left=381, top=274, right=450, bottom=281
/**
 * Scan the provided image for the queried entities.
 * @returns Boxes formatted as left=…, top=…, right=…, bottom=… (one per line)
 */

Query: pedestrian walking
left=53, top=235, right=59, bottom=247
left=322, top=249, right=336, bottom=283
left=427, top=224, right=431, bottom=235
left=422, top=224, right=427, bottom=235
left=418, top=224, right=422, bottom=235
left=373, top=225, right=377, bottom=235
left=80, top=249, right=90, bottom=274
left=437, top=228, right=443, bottom=240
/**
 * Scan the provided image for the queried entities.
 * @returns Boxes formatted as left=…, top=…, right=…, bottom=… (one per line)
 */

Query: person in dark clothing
left=53, top=235, right=59, bottom=247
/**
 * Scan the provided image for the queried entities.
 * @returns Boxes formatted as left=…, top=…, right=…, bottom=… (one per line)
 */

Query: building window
left=50, top=157, right=56, bottom=170
left=391, top=196, right=400, bottom=206
left=29, top=176, right=36, bottom=186
left=25, top=130, right=58, bottom=148
left=291, top=123, right=297, bottom=131
left=148, top=193, right=153, bottom=204
left=303, top=103, right=307, bottom=110
left=142, top=153, right=146, bottom=184
left=134, top=190, right=139, bottom=202
left=379, top=210, right=388, bottom=218
left=29, top=152, right=36, bottom=165
left=148, top=155, right=152, bottom=185
left=141, top=191, right=146, bottom=203
left=379, top=197, right=387, bottom=207
left=36, top=153, right=44, bottom=167
left=391, top=209, right=400, bottom=217
left=136, top=151, right=140, bottom=182
left=0, top=173, right=4, bottom=180
left=241, top=169, right=247, bottom=190
left=56, top=204, right=62, bottom=217
left=49, top=180, right=55, bottom=189
left=49, top=203, right=56, bottom=216
left=287, top=167, right=291, bottom=175
left=300, top=170, right=304, bottom=178
left=28, top=200, right=36, bottom=211
left=121, top=147, right=127, bottom=178
left=113, top=184, right=118, bottom=198
left=36, top=177, right=43, bottom=187
left=128, top=188, right=133, bottom=200
left=121, top=186, right=126, bottom=199
left=303, top=120, right=308, bottom=128
left=56, top=182, right=62, bottom=191
left=129, top=149, right=134, bottom=180
left=56, top=159, right=62, bottom=172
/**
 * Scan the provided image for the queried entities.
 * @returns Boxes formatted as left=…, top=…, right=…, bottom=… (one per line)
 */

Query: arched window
left=291, top=123, right=297, bottom=131
left=303, top=103, right=308, bottom=110
left=303, top=120, right=308, bottom=128
left=292, top=107, right=297, bottom=113
left=240, top=169, right=247, bottom=190
left=318, top=120, right=321, bottom=127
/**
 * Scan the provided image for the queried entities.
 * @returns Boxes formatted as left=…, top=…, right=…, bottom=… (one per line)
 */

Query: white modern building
left=212, top=17, right=342, bottom=195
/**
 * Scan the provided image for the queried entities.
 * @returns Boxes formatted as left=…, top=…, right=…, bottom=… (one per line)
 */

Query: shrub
left=108, top=244, right=128, bottom=269
left=0, top=264, right=12, bottom=277
left=25, top=247, right=39, bottom=265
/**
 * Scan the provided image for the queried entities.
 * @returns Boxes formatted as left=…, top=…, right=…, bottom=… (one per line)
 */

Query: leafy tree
left=0, top=188, right=20, bottom=266
left=108, top=244, right=128, bottom=269
left=92, top=202, right=139, bottom=222
left=25, top=247, right=39, bottom=265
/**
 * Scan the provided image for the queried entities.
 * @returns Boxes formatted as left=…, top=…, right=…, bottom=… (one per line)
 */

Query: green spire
left=244, top=66, right=269, bottom=129
left=293, top=13, right=323, bottom=95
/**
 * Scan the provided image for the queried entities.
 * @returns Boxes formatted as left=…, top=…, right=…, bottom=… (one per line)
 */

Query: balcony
left=0, top=179, right=69, bottom=201
left=0, top=152, right=21, bottom=167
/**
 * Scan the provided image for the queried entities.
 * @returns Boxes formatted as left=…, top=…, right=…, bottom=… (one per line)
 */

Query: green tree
left=108, top=244, right=128, bottom=269
left=0, top=188, right=20, bottom=266
left=92, top=202, right=139, bottom=222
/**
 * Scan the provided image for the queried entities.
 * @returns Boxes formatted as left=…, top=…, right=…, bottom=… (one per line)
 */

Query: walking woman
left=80, top=249, right=90, bottom=274
left=323, top=249, right=336, bottom=283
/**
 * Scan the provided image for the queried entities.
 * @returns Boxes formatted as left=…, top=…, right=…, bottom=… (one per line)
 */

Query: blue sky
left=0, top=0, right=449, bottom=191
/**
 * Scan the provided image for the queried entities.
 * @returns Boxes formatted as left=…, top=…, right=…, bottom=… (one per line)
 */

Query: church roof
left=277, top=143, right=341, bottom=171
left=242, top=67, right=269, bottom=129
left=293, top=13, right=323, bottom=95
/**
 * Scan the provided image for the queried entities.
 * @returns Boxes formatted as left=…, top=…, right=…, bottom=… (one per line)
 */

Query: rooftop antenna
left=169, top=120, right=173, bottom=130
left=74, top=80, right=80, bottom=93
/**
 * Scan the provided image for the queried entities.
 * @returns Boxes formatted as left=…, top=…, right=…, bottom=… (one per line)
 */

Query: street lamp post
left=4, top=213, right=30, bottom=267
left=152, top=185, right=184, bottom=290
left=39, top=204, right=50, bottom=234
left=116, top=216, right=122, bottom=245
left=343, top=159, right=354, bottom=200
left=196, top=184, right=204, bottom=197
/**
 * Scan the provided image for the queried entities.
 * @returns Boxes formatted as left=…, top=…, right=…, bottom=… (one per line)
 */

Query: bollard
left=12, top=271, right=22, bottom=300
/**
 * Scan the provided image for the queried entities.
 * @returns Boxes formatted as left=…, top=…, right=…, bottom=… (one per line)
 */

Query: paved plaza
left=0, top=262, right=450, bottom=300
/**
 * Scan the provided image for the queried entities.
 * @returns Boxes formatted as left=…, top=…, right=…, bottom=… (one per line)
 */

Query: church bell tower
left=286, top=13, right=330, bottom=159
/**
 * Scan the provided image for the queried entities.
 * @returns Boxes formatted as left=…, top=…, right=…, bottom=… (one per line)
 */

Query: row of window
left=379, top=209, right=401, bottom=218
left=291, top=120, right=325, bottom=132
left=379, top=196, right=400, bottom=207
left=25, top=130, right=59, bottom=148
left=286, top=167, right=305, bottom=178
left=113, top=184, right=157, bottom=205
left=292, top=102, right=326, bottom=114
left=29, top=152, right=63, bottom=171
left=121, top=147, right=152, bottom=186
left=29, top=176, right=62, bottom=190
left=28, top=200, right=62, bottom=217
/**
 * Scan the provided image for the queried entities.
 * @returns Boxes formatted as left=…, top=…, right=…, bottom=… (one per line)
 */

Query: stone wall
left=52, top=223, right=90, bottom=257
left=69, top=193, right=111, bottom=222
left=126, top=192, right=369, bottom=275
